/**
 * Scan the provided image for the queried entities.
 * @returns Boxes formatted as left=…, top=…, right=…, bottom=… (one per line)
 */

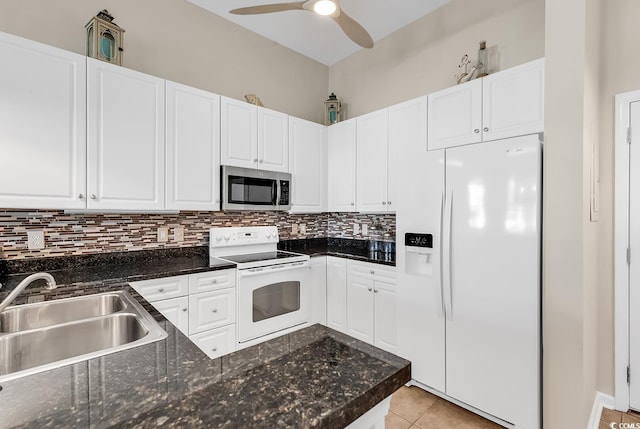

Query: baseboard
left=589, top=391, right=616, bottom=429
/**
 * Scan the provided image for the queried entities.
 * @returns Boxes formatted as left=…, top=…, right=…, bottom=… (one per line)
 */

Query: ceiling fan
left=229, top=0, right=374, bottom=49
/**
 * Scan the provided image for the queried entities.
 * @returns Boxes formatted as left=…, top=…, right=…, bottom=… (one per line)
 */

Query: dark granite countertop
left=279, top=238, right=396, bottom=266
left=0, top=248, right=410, bottom=428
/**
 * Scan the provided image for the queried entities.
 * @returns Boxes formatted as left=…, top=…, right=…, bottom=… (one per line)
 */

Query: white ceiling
left=186, top=0, right=450, bottom=66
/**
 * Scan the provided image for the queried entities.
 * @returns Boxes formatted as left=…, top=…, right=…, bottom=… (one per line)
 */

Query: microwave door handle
left=275, top=181, right=281, bottom=206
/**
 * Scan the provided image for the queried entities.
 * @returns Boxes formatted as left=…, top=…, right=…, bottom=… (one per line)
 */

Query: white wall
left=328, top=0, right=545, bottom=118
left=0, top=0, right=329, bottom=123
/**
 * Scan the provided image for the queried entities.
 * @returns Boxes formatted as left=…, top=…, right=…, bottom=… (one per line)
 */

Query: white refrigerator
left=396, top=133, right=541, bottom=429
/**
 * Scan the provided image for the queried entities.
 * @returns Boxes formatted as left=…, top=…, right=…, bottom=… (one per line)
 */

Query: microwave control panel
left=279, top=180, right=290, bottom=205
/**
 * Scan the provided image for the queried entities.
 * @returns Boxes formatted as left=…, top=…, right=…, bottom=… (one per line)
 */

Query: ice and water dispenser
left=404, top=233, right=434, bottom=276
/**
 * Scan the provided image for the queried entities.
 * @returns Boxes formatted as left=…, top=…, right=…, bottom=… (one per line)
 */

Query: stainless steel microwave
left=221, top=166, right=291, bottom=211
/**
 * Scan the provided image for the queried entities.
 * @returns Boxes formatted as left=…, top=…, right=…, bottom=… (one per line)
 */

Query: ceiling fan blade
left=230, top=1, right=307, bottom=15
left=332, top=8, right=374, bottom=49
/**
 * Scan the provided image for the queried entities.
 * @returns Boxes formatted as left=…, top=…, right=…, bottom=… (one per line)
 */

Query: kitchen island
left=0, top=248, right=409, bottom=428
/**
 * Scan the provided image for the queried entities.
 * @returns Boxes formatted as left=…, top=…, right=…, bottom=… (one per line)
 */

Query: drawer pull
left=212, top=347, right=218, bottom=352
left=212, top=308, right=218, bottom=313
left=182, top=308, right=187, bottom=312
left=369, top=270, right=375, bottom=275
left=209, top=279, right=218, bottom=284
left=368, top=288, right=372, bottom=292
left=374, top=289, right=379, bottom=293
left=158, top=288, right=165, bottom=293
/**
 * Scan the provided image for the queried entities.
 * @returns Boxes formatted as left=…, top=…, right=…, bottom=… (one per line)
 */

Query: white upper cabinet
left=87, top=58, right=165, bottom=210
left=220, top=96, right=258, bottom=169
left=428, top=58, right=544, bottom=150
left=258, top=107, right=289, bottom=172
left=356, top=108, right=390, bottom=213
left=166, top=81, right=221, bottom=211
left=221, top=97, right=289, bottom=172
left=482, top=58, right=545, bottom=141
left=0, top=32, right=87, bottom=209
left=428, top=79, right=483, bottom=150
left=328, top=118, right=357, bottom=212
left=289, top=117, right=327, bottom=213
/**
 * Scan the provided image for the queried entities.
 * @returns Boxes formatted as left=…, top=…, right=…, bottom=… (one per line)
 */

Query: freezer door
left=444, top=135, right=541, bottom=429
left=393, top=96, right=446, bottom=392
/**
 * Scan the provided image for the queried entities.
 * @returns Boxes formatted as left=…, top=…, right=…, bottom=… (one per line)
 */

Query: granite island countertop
left=0, top=248, right=410, bottom=429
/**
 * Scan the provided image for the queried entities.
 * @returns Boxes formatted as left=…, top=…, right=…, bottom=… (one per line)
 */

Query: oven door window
left=229, top=175, right=276, bottom=205
left=253, top=281, right=300, bottom=322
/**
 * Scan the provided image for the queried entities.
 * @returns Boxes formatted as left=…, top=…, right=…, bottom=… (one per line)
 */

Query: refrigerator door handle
left=437, top=189, right=446, bottom=318
left=443, top=187, right=453, bottom=320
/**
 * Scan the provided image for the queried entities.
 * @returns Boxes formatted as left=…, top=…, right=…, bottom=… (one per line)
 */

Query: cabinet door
left=309, top=256, right=327, bottom=325
left=130, top=275, right=189, bottom=302
left=0, top=32, right=86, bottom=209
left=166, top=81, right=220, bottom=210
left=220, top=96, right=258, bottom=169
left=427, top=79, right=482, bottom=150
left=188, top=269, right=236, bottom=294
left=346, top=274, right=375, bottom=344
left=482, top=58, right=544, bottom=141
left=87, top=58, right=165, bottom=210
left=152, top=296, right=189, bottom=336
left=374, top=280, right=397, bottom=354
left=326, top=256, right=348, bottom=333
left=388, top=96, right=427, bottom=214
left=356, top=109, right=389, bottom=212
left=328, top=119, right=357, bottom=212
left=289, top=117, right=327, bottom=213
left=258, top=107, right=289, bottom=172
left=189, top=325, right=237, bottom=359
left=188, top=288, right=236, bottom=335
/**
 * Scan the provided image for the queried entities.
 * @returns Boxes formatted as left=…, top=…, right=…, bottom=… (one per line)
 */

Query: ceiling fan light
left=313, top=0, right=337, bottom=16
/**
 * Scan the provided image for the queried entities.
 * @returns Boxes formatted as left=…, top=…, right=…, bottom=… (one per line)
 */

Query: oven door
left=237, top=261, right=310, bottom=343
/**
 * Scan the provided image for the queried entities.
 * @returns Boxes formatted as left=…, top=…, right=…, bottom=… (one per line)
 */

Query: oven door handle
left=237, top=262, right=310, bottom=278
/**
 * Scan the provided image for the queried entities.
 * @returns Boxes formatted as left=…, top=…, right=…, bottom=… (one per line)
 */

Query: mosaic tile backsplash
left=0, top=210, right=395, bottom=260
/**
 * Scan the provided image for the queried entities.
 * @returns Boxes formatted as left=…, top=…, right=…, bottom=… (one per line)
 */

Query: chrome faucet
left=0, top=272, right=57, bottom=313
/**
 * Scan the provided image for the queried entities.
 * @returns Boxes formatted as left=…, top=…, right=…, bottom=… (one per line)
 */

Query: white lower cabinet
left=326, top=256, right=348, bottom=333
left=310, top=256, right=328, bottom=325
left=131, top=269, right=237, bottom=359
left=346, top=261, right=397, bottom=354
left=189, top=325, right=237, bottom=360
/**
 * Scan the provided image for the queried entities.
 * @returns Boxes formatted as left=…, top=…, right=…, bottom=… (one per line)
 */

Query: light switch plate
left=299, top=224, right=306, bottom=234
left=292, top=224, right=299, bottom=234
left=361, top=224, right=368, bottom=236
left=157, top=227, right=169, bottom=243
left=173, top=227, right=184, bottom=242
left=27, top=230, right=45, bottom=250
left=353, top=223, right=360, bottom=235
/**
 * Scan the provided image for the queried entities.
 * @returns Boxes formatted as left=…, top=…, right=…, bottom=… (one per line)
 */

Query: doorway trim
left=614, top=89, right=640, bottom=410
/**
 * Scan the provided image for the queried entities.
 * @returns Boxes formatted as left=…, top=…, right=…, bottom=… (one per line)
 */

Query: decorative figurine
left=325, top=93, right=341, bottom=125
left=86, top=10, right=125, bottom=66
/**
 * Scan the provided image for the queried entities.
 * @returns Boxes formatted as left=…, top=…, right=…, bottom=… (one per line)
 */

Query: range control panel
left=405, top=233, right=433, bottom=248
left=210, top=226, right=279, bottom=247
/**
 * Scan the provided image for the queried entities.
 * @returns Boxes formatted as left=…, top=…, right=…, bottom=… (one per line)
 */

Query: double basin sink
left=0, top=291, right=167, bottom=382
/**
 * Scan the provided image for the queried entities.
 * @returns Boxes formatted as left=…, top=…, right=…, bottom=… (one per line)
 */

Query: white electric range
left=210, top=226, right=310, bottom=347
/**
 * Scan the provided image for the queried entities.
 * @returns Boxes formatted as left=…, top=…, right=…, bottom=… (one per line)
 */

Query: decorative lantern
left=86, top=10, right=125, bottom=66
left=325, top=93, right=342, bottom=125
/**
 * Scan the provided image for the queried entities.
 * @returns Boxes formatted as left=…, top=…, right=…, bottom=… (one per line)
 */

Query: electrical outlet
left=299, top=224, right=306, bottom=234
left=173, top=227, right=184, bottom=242
left=291, top=224, right=299, bottom=235
left=157, top=227, right=169, bottom=243
left=353, top=223, right=360, bottom=235
left=361, top=224, right=368, bottom=236
left=27, top=230, right=45, bottom=250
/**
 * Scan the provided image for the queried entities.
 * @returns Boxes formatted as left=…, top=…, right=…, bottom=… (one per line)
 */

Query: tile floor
left=600, top=407, right=640, bottom=428
left=386, top=386, right=504, bottom=429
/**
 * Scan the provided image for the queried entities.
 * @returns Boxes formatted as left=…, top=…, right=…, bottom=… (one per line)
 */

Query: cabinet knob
left=370, top=270, right=375, bottom=275
left=368, top=287, right=372, bottom=292
left=382, top=201, right=387, bottom=205
left=253, top=158, right=258, bottom=162
left=90, top=194, right=96, bottom=199
left=374, top=289, right=379, bottom=293
left=212, top=347, right=218, bottom=352
left=182, top=308, right=187, bottom=312
left=212, top=308, right=218, bottom=313
left=474, top=129, right=480, bottom=134
left=350, top=202, right=355, bottom=206
left=158, top=288, right=164, bottom=292
left=259, top=159, right=264, bottom=163
left=387, top=201, right=392, bottom=205
left=78, top=193, right=84, bottom=199
left=484, top=127, right=489, bottom=132
left=209, top=279, right=218, bottom=284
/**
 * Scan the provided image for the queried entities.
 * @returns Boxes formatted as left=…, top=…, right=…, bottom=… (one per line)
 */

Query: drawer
left=189, top=269, right=236, bottom=294
left=152, top=296, right=189, bottom=335
left=189, top=325, right=237, bottom=359
left=130, top=275, right=189, bottom=302
left=348, top=260, right=396, bottom=282
left=188, top=288, right=237, bottom=335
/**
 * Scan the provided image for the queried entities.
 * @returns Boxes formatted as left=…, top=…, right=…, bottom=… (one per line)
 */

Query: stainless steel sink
left=0, top=293, right=125, bottom=333
left=0, top=291, right=167, bottom=382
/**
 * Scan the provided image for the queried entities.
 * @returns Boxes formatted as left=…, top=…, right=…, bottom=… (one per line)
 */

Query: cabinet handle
left=158, top=288, right=164, bottom=292
left=78, top=194, right=84, bottom=199
left=90, top=194, right=96, bottom=199
left=382, top=201, right=387, bottom=205
left=474, top=129, right=480, bottom=134
left=182, top=308, right=187, bottom=312
left=212, top=308, right=218, bottom=313
left=368, top=287, right=372, bottom=292
left=484, top=127, right=489, bottom=132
